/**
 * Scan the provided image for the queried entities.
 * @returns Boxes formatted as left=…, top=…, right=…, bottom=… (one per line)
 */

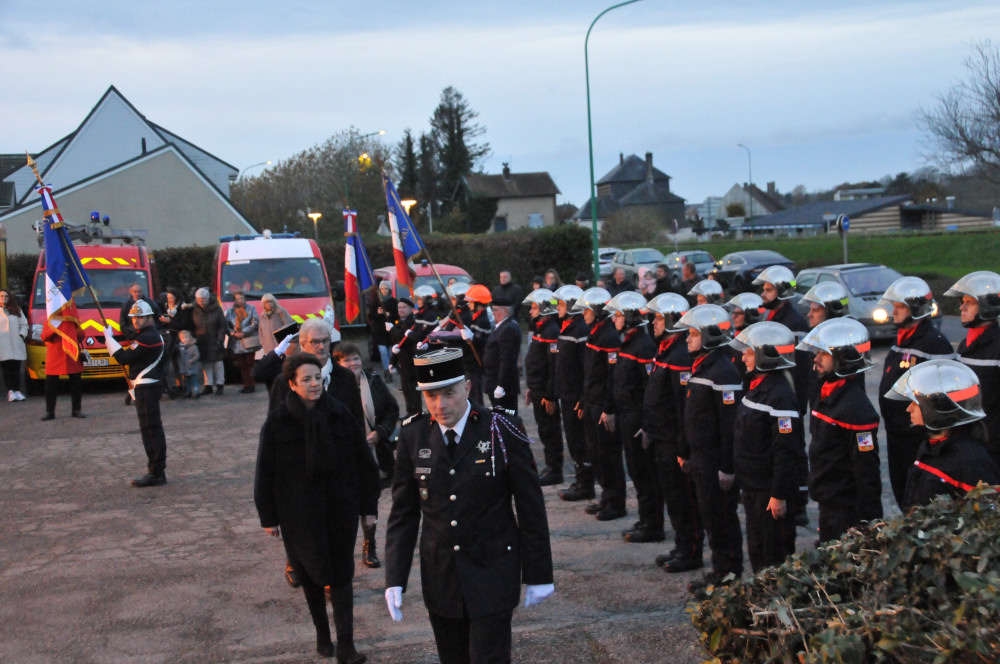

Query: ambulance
left=214, top=231, right=335, bottom=337
left=26, top=230, right=159, bottom=383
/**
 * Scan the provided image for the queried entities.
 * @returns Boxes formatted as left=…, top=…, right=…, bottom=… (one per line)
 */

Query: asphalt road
left=0, top=318, right=966, bottom=663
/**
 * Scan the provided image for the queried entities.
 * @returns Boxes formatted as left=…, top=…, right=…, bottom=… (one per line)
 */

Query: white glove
left=416, top=341, right=428, bottom=351
left=718, top=471, right=736, bottom=491
left=104, top=326, right=122, bottom=355
left=275, top=332, right=297, bottom=357
left=330, top=326, right=341, bottom=344
left=493, top=386, right=506, bottom=399
left=388, top=365, right=397, bottom=374
left=460, top=327, right=473, bottom=341
left=385, top=586, right=403, bottom=622
left=391, top=344, right=401, bottom=355
left=524, top=583, right=554, bottom=607
left=385, top=322, right=393, bottom=332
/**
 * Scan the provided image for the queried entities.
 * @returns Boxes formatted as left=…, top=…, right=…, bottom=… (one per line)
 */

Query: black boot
left=303, top=579, right=333, bottom=657
left=330, top=584, right=366, bottom=664
left=361, top=523, right=380, bottom=569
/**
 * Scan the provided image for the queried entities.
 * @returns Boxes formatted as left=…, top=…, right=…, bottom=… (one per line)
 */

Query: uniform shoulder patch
left=722, top=390, right=736, bottom=405
left=856, top=431, right=874, bottom=452
left=778, top=417, right=793, bottom=433
left=402, top=412, right=425, bottom=427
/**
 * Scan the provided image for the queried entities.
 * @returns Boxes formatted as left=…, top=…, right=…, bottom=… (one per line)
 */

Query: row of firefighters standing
left=386, top=267, right=1000, bottom=594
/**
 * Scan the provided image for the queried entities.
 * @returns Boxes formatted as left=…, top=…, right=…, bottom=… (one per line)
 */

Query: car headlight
left=30, top=323, right=43, bottom=341
left=872, top=308, right=889, bottom=324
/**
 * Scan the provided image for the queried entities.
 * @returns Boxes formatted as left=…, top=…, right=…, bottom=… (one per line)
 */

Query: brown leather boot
left=361, top=523, right=380, bottom=569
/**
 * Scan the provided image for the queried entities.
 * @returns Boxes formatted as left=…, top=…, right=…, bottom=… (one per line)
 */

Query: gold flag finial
left=26, top=152, right=44, bottom=186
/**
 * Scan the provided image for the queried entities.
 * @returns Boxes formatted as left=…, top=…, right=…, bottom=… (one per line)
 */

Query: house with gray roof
left=464, top=164, right=561, bottom=232
left=0, top=86, right=255, bottom=255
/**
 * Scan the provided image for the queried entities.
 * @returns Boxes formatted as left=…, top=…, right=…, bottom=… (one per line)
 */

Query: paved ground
left=0, top=320, right=964, bottom=663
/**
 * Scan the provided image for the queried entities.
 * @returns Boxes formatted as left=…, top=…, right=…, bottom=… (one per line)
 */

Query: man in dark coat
left=492, top=270, right=523, bottom=321
left=384, top=348, right=554, bottom=664
left=118, top=282, right=162, bottom=339
left=483, top=295, right=522, bottom=415
left=606, top=268, right=636, bottom=297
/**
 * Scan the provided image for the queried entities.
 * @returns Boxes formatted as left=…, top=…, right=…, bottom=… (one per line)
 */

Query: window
left=795, top=272, right=817, bottom=293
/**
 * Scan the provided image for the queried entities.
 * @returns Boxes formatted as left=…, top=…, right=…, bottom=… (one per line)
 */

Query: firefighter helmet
left=646, top=293, right=690, bottom=328
left=128, top=300, right=155, bottom=318
left=753, top=265, right=797, bottom=300
left=801, top=281, right=850, bottom=318
left=672, top=304, right=733, bottom=349
left=605, top=291, right=648, bottom=328
left=796, top=318, right=873, bottom=377
left=464, top=284, right=491, bottom=305
left=447, top=282, right=470, bottom=299
left=523, top=288, right=559, bottom=316
left=553, top=284, right=584, bottom=310
left=878, top=276, right=936, bottom=321
left=944, top=270, right=1000, bottom=323
left=687, top=279, right=724, bottom=304
left=413, top=285, right=437, bottom=303
left=884, top=359, right=985, bottom=431
left=726, top=292, right=765, bottom=326
left=731, top=321, right=797, bottom=372
left=572, top=287, right=612, bottom=317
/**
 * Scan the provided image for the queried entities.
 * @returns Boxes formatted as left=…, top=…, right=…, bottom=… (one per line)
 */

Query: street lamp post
left=308, top=211, right=322, bottom=241
left=343, top=130, right=386, bottom=208
left=586, top=0, right=643, bottom=282
left=238, top=160, right=272, bottom=181
left=737, top=143, right=753, bottom=233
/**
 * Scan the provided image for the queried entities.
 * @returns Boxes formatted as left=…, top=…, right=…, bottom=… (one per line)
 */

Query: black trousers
left=652, top=437, right=703, bottom=559
left=583, top=405, right=625, bottom=509
left=44, top=373, right=82, bottom=414
left=428, top=608, right=514, bottom=664
left=134, top=384, right=167, bottom=476
left=560, top=397, right=591, bottom=487
left=741, top=489, right=796, bottom=572
left=886, top=429, right=924, bottom=508
left=618, top=408, right=663, bottom=530
left=300, top=573, right=356, bottom=651
left=690, top=464, right=743, bottom=576
left=530, top=391, right=563, bottom=472
left=467, top=368, right=484, bottom=406
left=1, top=359, right=22, bottom=393
left=399, top=368, right=422, bottom=416
left=817, top=502, right=859, bottom=544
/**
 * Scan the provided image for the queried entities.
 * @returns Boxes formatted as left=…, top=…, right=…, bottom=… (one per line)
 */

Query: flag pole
left=27, top=154, right=133, bottom=390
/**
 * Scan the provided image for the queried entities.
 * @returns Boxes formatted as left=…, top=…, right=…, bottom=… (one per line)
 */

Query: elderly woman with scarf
left=258, top=293, right=294, bottom=355
left=335, top=342, right=399, bottom=568
left=225, top=290, right=260, bottom=393
left=255, top=353, right=379, bottom=662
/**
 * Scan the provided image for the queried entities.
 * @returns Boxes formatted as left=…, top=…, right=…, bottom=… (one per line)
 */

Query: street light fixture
left=737, top=143, right=753, bottom=230
left=308, top=211, right=322, bottom=241
left=238, top=160, right=272, bottom=181
left=586, top=0, right=643, bottom=282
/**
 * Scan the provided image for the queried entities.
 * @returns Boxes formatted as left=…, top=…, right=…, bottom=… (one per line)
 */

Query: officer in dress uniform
left=885, top=359, right=1000, bottom=509
left=730, top=322, right=806, bottom=572
left=383, top=348, right=554, bottom=664
left=552, top=286, right=595, bottom=503
left=104, top=301, right=168, bottom=487
left=522, top=289, right=565, bottom=485
left=797, top=318, right=883, bottom=543
left=482, top=294, right=522, bottom=415
left=876, top=277, right=955, bottom=507
left=645, top=294, right=704, bottom=573
left=944, top=271, right=1000, bottom=466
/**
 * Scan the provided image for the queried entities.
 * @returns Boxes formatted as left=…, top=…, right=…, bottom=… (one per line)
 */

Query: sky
left=2, top=1, right=999, bottom=210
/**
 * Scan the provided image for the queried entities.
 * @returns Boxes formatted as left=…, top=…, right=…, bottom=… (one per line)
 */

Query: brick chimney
left=767, top=181, right=776, bottom=196
left=645, top=152, right=654, bottom=182
left=502, top=162, right=510, bottom=179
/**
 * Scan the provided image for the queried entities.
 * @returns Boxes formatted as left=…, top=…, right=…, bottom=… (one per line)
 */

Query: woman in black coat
left=255, top=354, right=380, bottom=662
left=336, top=342, right=400, bottom=568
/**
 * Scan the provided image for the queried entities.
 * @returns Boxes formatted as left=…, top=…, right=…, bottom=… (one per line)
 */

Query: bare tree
left=920, top=40, right=1000, bottom=183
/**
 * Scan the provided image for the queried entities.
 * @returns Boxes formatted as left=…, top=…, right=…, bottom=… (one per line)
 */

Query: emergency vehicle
left=214, top=231, right=335, bottom=335
left=26, top=226, right=158, bottom=383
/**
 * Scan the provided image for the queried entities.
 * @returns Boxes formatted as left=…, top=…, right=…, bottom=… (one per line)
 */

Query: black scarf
left=285, top=390, right=337, bottom=478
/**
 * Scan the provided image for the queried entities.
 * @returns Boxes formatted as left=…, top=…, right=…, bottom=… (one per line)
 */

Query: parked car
left=711, top=250, right=795, bottom=293
left=662, top=250, right=716, bottom=288
left=597, top=247, right=621, bottom=276
left=609, top=247, right=666, bottom=281
left=793, top=263, right=942, bottom=340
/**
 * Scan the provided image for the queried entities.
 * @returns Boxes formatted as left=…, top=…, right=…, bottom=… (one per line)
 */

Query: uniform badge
left=722, top=390, right=735, bottom=405
left=418, top=448, right=432, bottom=459
left=856, top=432, right=874, bottom=452
left=415, top=467, right=431, bottom=474
left=550, top=343, right=558, bottom=353
left=646, top=363, right=653, bottom=375
left=608, top=352, right=618, bottom=364
left=680, top=371, right=691, bottom=385
left=778, top=417, right=792, bottom=434
left=476, top=440, right=491, bottom=454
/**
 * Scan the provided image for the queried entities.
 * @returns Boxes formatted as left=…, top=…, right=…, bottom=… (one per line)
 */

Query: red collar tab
left=820, top=378, right=847, bottom=400
left=692, top=354, right=707, bottom=373
left=749, top=374, right=766, bottom=391
left=897, top=325, right=917, bottom=345
left=967, top=325, right=987, bottom=347
left=659, top=335, right=677, bottom=354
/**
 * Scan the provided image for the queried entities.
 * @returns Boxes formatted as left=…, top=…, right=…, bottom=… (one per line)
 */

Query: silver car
left=609, top=247, right=666, bottom=282
left=793, top=263, right=940, bottom=340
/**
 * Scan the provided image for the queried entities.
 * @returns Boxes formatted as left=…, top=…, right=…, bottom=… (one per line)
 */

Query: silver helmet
left=884, top=359, right=985, bottom=431
left=731, top=321, right=797, bottom=372
left=801, top=281, right=849, bottom=318
left=646, top=293, right=690, bottom=328
left=945, top=270, right=1000, bottom=323
left=687, top=279, right=724, bottom=304
left=672, top=304, right=734, bottom=349
left=753, top=265, right=797, bottom=300
left=605, top=291, right=649, bottom=328
left=523, top=288, right=559, bottom=316
left=446, top=281, right=470, bottom=299
left=796, top=318, right=873, bottom=377
left=413, top=285, right=438, bottom=303
left=553, top=284, right=585, bottom=310
left=725, top=292, right=765, bottom=326
left=878, top=276, right=936, bottom=321
left=572, top=287, right=612, bottom=317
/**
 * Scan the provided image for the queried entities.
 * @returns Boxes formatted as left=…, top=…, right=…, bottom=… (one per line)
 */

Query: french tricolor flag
left=343, top=209, right=374, bottom=323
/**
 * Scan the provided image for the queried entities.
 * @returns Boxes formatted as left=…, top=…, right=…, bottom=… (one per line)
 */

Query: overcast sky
left=2, top=1, right=998, bottom=210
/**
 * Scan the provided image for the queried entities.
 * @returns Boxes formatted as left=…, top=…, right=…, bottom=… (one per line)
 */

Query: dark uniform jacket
left=384, top=404, right=553, bottom=619
left=110, top=325, right=165, bottom=383
left=525, top=316, right=560, bottom=399
left=582, top=318, right=620, bottom=414
left=390, top=313, right=428, bottom=376
left=642, top=332, right=688, bottom=443
left=878, top=319, right=955, bottom=434
left=255, top=392, right=379, bottom=586
left=613, top=327, right=655, bottom=412
left=483, top=316, right=522, bottom=398
left=682, top=348, right=743, bottom=474
left=765, top=301, right=811, bottom=414
left=255, top=350, right=364, bottom=426
left=437, top=308, right=490, bottom=374
left=956, top=322, right=1000, bottom=464
left=555, top=315, right=588, bottom=404
left=808, top=374, right=883, bottom=519
left=733, top=372, right=805, bottom=499
left=901, top=427, right=1000, bottom=509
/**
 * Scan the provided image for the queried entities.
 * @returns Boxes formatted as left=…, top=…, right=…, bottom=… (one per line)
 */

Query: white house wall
left=495, top=196, right=556, bottom=231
